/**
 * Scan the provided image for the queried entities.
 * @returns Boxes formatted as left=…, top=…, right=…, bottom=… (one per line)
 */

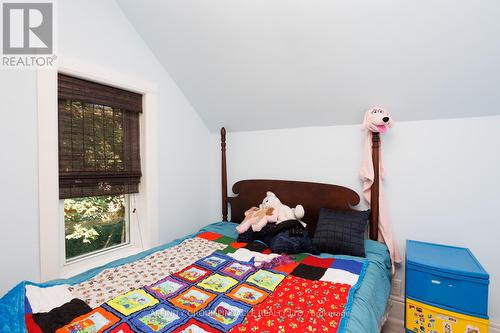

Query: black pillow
left=312, top=208, right=369, bottom=257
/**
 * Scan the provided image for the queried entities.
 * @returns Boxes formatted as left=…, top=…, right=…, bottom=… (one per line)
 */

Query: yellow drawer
left=406, top=298, right=489, bottom=333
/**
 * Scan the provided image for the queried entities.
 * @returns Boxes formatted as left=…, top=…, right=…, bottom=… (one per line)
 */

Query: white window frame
left=37, top=55, right=159, bottom=280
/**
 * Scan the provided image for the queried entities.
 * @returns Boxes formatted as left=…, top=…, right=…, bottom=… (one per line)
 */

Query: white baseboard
left=382, top=295, right=500, bottom=333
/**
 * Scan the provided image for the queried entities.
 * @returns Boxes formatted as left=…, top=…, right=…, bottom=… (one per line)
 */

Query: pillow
left=312, top=208, right=370, bottom=257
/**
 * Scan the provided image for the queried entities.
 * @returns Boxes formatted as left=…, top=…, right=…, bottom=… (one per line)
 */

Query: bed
left=0, top=128, right=391, bottom=333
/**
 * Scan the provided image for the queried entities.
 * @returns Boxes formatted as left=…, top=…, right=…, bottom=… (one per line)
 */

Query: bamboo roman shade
left=58, top=74, right=142, bottom=199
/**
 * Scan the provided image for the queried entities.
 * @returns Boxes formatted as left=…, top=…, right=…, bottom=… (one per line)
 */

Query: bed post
left=370, top=132, right=380, bottom=240
left=221, top=127, right=228, bottom=221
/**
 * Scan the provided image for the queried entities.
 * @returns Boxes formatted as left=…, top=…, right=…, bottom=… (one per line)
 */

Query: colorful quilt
left=69, top=237, right=227, bottom=308
left=54, top=232, right=367, bottom=333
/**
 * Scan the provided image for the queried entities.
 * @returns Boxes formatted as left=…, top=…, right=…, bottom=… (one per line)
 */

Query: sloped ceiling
left=117, top=0, right=500, bottom=132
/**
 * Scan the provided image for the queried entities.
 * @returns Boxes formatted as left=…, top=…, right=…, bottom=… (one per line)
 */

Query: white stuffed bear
left=260, top=191, right=305, bottom=223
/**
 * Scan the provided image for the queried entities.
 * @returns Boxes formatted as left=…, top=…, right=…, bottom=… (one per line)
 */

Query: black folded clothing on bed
left=32, top=298, right=92, bottom=333
left=237, top=220, right=317, bottom=254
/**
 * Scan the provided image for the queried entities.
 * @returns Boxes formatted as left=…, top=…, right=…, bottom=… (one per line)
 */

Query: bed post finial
left=221, top=127, right=228, bottom=221
left=370, top=132, right=380, bottom=240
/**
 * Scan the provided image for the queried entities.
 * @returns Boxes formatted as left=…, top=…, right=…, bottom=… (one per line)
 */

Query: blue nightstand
left=405, top=240, right=489, bottom=333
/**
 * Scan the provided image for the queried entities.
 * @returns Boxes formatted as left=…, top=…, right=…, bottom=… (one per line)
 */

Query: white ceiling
left=117, top=0, right=500, bottom=132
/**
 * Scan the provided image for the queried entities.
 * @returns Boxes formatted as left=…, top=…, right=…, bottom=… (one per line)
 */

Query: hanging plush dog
left=362, top=106, right=394, bottom=134
left=360, top=106, right=401, bottom=271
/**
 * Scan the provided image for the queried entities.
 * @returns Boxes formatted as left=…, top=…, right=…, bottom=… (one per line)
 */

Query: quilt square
left=56, top=307, right=119, bottom=333
left=213, top=236, right=235, bottom=246
left=301, top=256, right=335, bottom=268
left=169, top=286, right=216, bottom=313
left=197, top=273, right=238, bottom=293
left=105, top=322, right=134, bottom=333
left=232, top=276, right=349, bottom=333
left=230, top=242, right=247, bottom=249
left=220, top=262, right=254, bottom=279
left=146, top=276, right=188, bottom=300
left=290, top=253, right=307, bottom=262
left=220, top=246, right=237, bottom=254
left=320, top=268, right=360, bottom=286
left=174, top=265, right=211, bottom=283
left=245, top=269, right=285, bottom=291
left=24, top=296, right=32, bottom=314
left=290, top=264, right=327, bottom=281
left=330, top=258, right=363, bottom=275
left=198, top=297, right=250, bottom=332
left=196, top=254, right=230, bottom=270
left=130, top=304, right=188, bottom=333
left=107, top=289, right=159, bottom=316
left=171, top=318, right=222, bottom=333
left=24, top=314, right=39, bottom=333
left=273, top=262, right=299, bottom=274
left=226, top=283, right=269, bottom=305
left=197, top=232, right=222, bottom=241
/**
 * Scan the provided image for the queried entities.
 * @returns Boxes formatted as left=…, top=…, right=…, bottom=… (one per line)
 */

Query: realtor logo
left=2, top=1, right=55, bottom=67
left=2, top=2, right=52, bottom=54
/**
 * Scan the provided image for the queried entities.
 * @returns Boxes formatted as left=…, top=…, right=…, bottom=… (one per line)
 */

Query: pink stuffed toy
left=236, top=207, right=279, bottom=234
left=360, top=106, right=401, bottom=270
left=362, top=106, right=394, bottom=134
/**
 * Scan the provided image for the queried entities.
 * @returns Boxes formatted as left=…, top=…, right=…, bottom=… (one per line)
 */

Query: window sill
left=60, top=243, right=144, bottom=279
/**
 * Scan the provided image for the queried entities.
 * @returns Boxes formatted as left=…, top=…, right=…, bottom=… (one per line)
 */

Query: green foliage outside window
left=64, top=195, right=128, bottom=260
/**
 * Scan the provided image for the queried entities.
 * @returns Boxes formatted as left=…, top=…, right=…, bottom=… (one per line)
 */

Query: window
left=58, top=74, right=142, bottom=261
left=38, top=59, right=159, bottom=280
left=64, top=194, right=130, bottom=261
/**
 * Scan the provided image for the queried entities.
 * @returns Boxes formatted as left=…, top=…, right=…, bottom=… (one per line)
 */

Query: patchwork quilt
left=53, top=232, right=367, bottom=333
left=70, top=237, right=227, bottom=308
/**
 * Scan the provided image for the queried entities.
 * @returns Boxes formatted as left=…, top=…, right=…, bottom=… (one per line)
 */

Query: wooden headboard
left=220, top=127, right=381, bottom=240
